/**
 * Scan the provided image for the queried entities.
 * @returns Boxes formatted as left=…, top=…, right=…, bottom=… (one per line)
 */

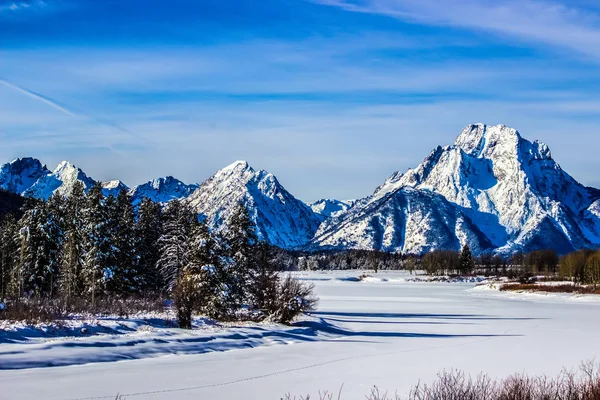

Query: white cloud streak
left=313, top=0, right=600, bottom=61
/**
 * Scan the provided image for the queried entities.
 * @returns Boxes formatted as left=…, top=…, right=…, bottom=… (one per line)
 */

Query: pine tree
left=459, top=244, right=475, bottom=275
left=17, top=198, right=61, bottom=297
left=136, top=198, right=163, bottom=292
left=252, top=242, right=279, bottom=315
left=157, top=200, right=195, bottom=291
left=82, top=183, right=110, bottom=303
left=106, top=189, right=137, bottom=294
left=0, top=215, right=19, bottom=299
left=185, top=221, right=222, bottom=318
left=224, top=203, right=258, bottom=309
left=59, top=181, right=86, bottom=300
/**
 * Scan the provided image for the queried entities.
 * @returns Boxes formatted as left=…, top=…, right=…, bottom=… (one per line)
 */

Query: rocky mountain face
left=129, top=177, right=199, bottom=206
left=186, top=161, right=324, bottom=249
left=2, top=124, right=599, bottom=255
left=312, top=124, right=600, bottom=254
left=309, top=199, right=355, bottom=218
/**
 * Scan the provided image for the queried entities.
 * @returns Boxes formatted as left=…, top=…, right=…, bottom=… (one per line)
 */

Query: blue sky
left=1, top=0, right=600, bottom=202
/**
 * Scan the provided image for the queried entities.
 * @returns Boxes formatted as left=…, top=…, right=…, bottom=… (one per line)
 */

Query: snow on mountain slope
left=24, top=161, right=96, bottom=199
left=0, top=158, right=49, bottom=194
left=129, top=176, right=199, bottom=205
left=101, top=180, right=130, bottom=197
left=311, top=187, right=493, bottom=254
left=186, top=161, right=323, bottom=248
left=310, top=198, right=355, bottom=218
left=371, top=124, right=600, bottom=254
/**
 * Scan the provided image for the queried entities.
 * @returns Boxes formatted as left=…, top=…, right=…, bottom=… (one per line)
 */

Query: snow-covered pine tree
left=106, top=189, right=137, bottom=294
left=185, top=220, right=226, bottom=319
left=17, top=198, right=61, bottom=297
left=135, top=197, right=163, bottom=292
left=157, top=200, right=196, bottom=292
left=82, top=183, right=111, bottom=303
left=59, top=181, right=85, bottom=300
left=0, top=215, right=19, bottom=299
left=44, top=193, right=65, bottom=296
left=224, top=202, right=258, bottom=309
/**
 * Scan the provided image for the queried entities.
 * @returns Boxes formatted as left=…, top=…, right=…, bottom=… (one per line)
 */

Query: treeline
left=296, top=249, right=405, bottom=271
left=0, top=182, right=316, bottom=325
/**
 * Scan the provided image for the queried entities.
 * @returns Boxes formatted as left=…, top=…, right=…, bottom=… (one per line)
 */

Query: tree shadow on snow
left=294, top=318, right=521, bottom=339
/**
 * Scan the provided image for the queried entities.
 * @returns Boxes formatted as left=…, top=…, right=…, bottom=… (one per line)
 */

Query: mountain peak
left=222, top=160, right=252, bottom=173
left=53, top=160, right=75, bottom=172
left=454, top=123, right=522, bottom=157
left=0, top=157, right=49, bottom=194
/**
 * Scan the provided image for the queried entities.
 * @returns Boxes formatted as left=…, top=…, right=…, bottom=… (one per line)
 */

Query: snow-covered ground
left=1, top=270, right=599, bottom=399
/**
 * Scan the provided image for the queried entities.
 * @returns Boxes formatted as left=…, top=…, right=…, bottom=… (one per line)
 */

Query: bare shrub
left=285, top=362, right=600, bottom=400
left=500, top=284, right=600, bottom=295
left=270, top=275, right=318, bottom=324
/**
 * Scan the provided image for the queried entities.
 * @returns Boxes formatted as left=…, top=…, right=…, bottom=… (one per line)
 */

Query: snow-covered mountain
left=2, top=124, right=599, bottom=254
left=312, top=187, right=493, bottom=255
left=312, top=124, right=600, bottom=254
left=129, top=177, right=199, bottom=205
left=0, top=159, right=97, bottom=199
left=102, top=180, right=130, bottom=197
left=310, top=199, right=355, bottom=218
left=0, top=158, right=128, bottom=199
left=0, top=158, right=49, bottom=194
left=186, top=161, right=323, bottom=248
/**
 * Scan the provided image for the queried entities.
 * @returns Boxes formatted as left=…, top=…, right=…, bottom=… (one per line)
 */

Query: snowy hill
left=129, top=176, right=199, bottom=205
left=186, top=161, right=324, bottom=248
left=312, top=124, right=600, bottom=254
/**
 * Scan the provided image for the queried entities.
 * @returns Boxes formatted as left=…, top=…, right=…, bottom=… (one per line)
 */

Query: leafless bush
left=500, top=283, right=600, bottom=295
left=286, top=362, right=600, bottom=400
left=269, top=275, right=318, bottom=324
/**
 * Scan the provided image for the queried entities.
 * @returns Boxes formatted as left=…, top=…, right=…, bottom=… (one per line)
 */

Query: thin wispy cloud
left=0, top=78, right=152, bottom=151
left=313, top=0, right=600, bottom=61
left=0, top=0, right=47, bottom=14
left=0, top=79, right=77, bottom=116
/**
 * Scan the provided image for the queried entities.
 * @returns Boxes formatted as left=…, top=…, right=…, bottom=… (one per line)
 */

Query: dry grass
left=0, top=295, right=166, bottom=323
left=284, top=361, right=600, bottom=400
left=500, top=283, right=600, bottom=295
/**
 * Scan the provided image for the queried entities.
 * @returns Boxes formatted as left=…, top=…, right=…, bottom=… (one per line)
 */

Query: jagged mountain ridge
left=186, top=161, right=324, bottom=248
left=130, top=177, right=199, bottom=205
left=0, top=158, right=196, bottom=202
left=309, top=198, right=355, bottom=218
left=1, top=123, right=599, bottom=255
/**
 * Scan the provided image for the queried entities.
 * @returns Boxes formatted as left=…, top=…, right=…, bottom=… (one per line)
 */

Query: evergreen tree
left=82, top=183, right=110, bottom=303
left=185, top=221, right=223, bottom=318
left=136, top=198, right=163, bottom=292
left=59, top=181, right=86, bottom=300
left=0, top=215, right=19, bottom=299
left=17, top=198, right=61, bottom=296
left=252, top=242, right=279, bottom=315
left=157, top=200, right=195, bottom=291
left=106, top=189, right=137, bottom=294
left=459, top=244, right=475, bottom=275
left=224, top=203, right=258, bottom=308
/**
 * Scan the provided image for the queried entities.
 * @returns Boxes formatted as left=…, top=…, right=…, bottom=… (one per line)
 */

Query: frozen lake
left=1, top=271, right=599, bottom=399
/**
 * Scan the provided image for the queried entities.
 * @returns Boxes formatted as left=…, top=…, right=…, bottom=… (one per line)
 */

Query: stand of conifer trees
left=0, top=184, right=316, bottom=326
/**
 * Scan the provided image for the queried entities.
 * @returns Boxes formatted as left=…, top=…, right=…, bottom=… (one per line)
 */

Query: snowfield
left=1, top=271, right=599, bottom=399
